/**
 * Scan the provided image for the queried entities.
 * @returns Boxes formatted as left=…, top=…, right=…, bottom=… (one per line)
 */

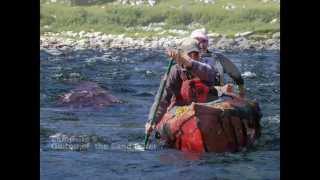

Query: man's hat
left=179, top=38, right=200, bottom=54
left=190, top=28, right=208, bottom=41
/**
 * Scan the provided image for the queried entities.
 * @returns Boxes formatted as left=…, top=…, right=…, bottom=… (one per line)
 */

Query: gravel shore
left=40, top=31, right=280, bottom=55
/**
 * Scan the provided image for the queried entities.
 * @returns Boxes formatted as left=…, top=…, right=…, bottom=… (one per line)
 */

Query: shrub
left=40, top=0, right=280, bottom=35
left=165, top=10, right=193, bottom=26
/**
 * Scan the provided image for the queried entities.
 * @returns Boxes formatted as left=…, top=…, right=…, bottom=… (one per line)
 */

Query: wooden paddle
left=144, top=58, right=174, bottom=150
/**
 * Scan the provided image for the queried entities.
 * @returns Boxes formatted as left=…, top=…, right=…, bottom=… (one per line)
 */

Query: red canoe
left=155, top=97, right=262, bottom=153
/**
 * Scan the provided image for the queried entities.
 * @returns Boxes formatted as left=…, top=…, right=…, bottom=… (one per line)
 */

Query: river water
left=40, top=48, right=280, bottom=180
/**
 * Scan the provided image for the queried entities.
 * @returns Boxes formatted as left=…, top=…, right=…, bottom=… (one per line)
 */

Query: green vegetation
left=40, top=0, right=279, bottom=37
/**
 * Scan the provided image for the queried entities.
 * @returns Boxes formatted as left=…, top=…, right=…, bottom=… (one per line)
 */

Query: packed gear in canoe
left=154, top=84, right=262, bottom=153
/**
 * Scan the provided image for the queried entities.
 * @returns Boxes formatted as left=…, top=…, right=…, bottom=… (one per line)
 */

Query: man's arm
left=178, top=53, right=216, bottom=86
left=215, top=53, right=244, bottom=86
left=189, top=60, right=216, bottom=86
left=215, top=53, right=245, bottom=97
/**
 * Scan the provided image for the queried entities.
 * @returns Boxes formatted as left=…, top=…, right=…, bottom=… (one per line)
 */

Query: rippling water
left=40, top=48, right=280, bottom=180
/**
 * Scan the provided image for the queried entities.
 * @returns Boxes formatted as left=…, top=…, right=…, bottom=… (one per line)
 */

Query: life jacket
left=179, top=79, right=209, bottom=104
left=173, top=69, right=210, bottom=106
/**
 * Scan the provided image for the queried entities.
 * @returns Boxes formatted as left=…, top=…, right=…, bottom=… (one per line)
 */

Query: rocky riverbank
left=40, top=31, right=280, bottom=54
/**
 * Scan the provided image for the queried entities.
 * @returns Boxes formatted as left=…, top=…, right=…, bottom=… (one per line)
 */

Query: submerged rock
left=242, top=71, right=257, bottom=78
left=58, top=81, right=122, bottom=108
left=43, top=48, right=63, bottom=56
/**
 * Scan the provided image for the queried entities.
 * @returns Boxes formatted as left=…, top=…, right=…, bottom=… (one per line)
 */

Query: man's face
left=195, top=37, right=208, bottom=51
left=188, top=51, right=200, bottom=61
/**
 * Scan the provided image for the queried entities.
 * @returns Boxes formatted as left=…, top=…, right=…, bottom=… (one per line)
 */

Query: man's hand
left=224, top=84, right=234, bottom=93
left=145, top=122, right=155, bottom=135
left=165, top=49, right=192, bottom=68
left=166, top=48, right=179, bottom=60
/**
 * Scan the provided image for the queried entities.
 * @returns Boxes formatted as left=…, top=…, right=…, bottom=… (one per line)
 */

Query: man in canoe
left=145, top=37, right=217, bottom=134
left=144, top=37, right=260, bottom=152
left=190, top=29, right=246, bottom=98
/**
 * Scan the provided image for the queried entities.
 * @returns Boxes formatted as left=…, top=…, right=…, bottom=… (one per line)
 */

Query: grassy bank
left=40, top=0, right=279, bottom=37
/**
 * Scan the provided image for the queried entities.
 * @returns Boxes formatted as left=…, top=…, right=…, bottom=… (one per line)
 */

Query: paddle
left=144, top=58, right=174, bottom=150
